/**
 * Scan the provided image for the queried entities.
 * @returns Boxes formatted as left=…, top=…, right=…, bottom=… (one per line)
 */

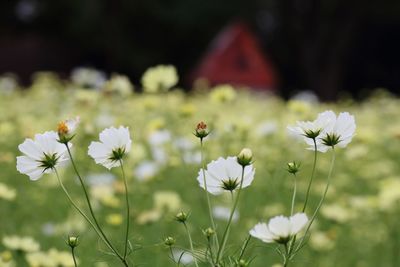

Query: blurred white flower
left=88, top=126, right=132, bottom=169
left=250, top=213, right=308, bottom=244
left=256, top=121, right=278, bottom=137
left=16, top=131, right=70, bottom=180
left=148, top=129, right=171, bottom=146
left=213, top=206, right=239, bottom=222
left=197, top=156, right=255, bottom=195
left=172, top=249, right=194, bottom=265
left=86, top=173, right=116, bottom=186
left=134, top=161, right=160, bottom=181
left=141, top=65, right=178, bottom=93
left=71, top=67, right=106, bottom=89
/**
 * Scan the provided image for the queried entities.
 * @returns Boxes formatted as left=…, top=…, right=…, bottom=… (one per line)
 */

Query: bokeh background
left=1, top=0, right=400, bottom=99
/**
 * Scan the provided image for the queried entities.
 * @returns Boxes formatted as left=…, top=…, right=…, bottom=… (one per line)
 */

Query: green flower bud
left=237, top=148, right=253, bottom=166
left=287, top=161, right=301, bottom=174
left=164, top=236, right=176, bottom=246
left=203, top=227, right=215, bottom=238
left=67, top=236, right=79, bottom=248
left=175, top=211, right=188, bottom=223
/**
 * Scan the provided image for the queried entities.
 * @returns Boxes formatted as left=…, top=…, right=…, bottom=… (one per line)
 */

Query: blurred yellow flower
left=210, top=84, right=237, bottom=103
left=141, top=65, right=178, bottom=93
left=153, top=191, right=182, bottom=213
left=0, top=183, right=16, bottom=201
left=2, top=236, right=40, bottom=252
left=106, top=213, right=124, bottom=226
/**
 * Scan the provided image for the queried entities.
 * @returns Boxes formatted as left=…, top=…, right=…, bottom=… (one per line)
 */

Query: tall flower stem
left=71, top=247, right=78, bottom=267
left=63, top=146, right=128, bottom=266
left=290, top=173, right=298, bottom=216
left=216, top=166, right=245, bottom=264
left=53, top=168, right=115, bottom=255
left=295, top=148, right=336, bottom=253
left=119, top=159, right=131, bottom=260
left=302, top=139, right=318, bottom=212
left=200, top=139, right=219, bottom=250
left=183, top=222, right=199, bottom=267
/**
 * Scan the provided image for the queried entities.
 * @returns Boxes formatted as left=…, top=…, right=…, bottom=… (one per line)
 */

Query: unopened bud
left=287, top=161, right=300, bottom=174
left=164, top=236, right=176, bottom=246
left=203, top=227, right=215, bottom=238
left=237, top=259, right=249, bottom=267
left=67, top=236, right=79, bottom=248
left=194, top=121, right=209, bottom=139
left=237, top=148, right=253, bottom=166
left=175, top=211, right=188, bottom=223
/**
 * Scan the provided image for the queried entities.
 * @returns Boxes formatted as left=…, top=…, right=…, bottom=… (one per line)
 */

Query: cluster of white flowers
left=14, top=109, right=355, bottom=267
left=288, top=110, right=356, bottom=152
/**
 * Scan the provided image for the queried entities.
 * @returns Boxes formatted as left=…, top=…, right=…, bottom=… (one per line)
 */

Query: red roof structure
left=190, top=22, right=278, bottom=91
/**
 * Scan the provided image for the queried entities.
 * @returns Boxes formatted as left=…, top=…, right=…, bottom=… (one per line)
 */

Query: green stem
left=200, top=139, right=219, bottom=250
left=53, top=168, right=113, bottom=253
left=290, top=173, right=297, bottom=216
left=216, top=166, right=245, bottom=264
left=238, top=235, right=251, bottom=262
left=183, top=222, right=199, bottom=267
left=63, top=146, right=127, bottom=265
left=71, top=247, right=78, bottom=267
left=302, top=139, right=318, bottom=212
left=119, top=159, right=131, bottom=260
left=283, top=243, right=289, bottom=267
left=295, top=148, right=336, bottom=253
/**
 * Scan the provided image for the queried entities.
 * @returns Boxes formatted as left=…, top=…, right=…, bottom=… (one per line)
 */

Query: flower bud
left=67, top=236, right=79, bottom=248
left=164, top=236, right=176, bottom=246
left=287, top=161, right=301, bottom=174
left=57, top=117, right=80, bottom=144
left=237, top=148, right=253, bottom=166
left=175, top=211, right=188, bottom=223
left=237, top=259, right=249, bottom=267
left=194, top=121, right=209, bottom=139
left=203, top=227, right=215, bottom=238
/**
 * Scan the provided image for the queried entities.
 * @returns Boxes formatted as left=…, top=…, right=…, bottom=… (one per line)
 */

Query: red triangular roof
left=190, top=21, right=278, bottom=90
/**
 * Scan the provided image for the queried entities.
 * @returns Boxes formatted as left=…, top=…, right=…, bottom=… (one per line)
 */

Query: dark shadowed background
left=1, top=0, right=400, bottom=100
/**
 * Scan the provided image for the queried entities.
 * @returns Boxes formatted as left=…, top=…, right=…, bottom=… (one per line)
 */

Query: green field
left=1, top=75, right=399, bottom=267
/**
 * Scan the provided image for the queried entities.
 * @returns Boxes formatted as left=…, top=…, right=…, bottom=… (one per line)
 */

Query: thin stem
left=200, top=139, right=219, bottom=249
left=71, top=248, right=78, bottom=267
left=169, top=246, right=179, bottom=267
left=64, top=145, right=124, bottom=261
left=238, top=235, right=251, bottom=262
left=183, top=222, right=199, bottom=267
left=283, top=243, right=289, bottom=267
left=290, top=173, right=297, bottom=216
left=216, top=166, right=245, bottom=264
left=53, top=168, right=113, bottom=253
left=119, top=159, right=131, bottom=260
left=302, top=139, right=318, bottom=212
left=295, top=148, right=336, bottom=253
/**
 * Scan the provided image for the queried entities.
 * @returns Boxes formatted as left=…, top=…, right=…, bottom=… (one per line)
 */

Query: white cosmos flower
left=319, top=111, right=356, bottom=151
left=197, top=156, right=255, bottom=195
left=16, top=131, right=70, bottom=181
left=288, top=110, right=355, bottom=152
left=88, top=126, right=132, bottom=169
left=250, top=213, right=308, bottom=244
